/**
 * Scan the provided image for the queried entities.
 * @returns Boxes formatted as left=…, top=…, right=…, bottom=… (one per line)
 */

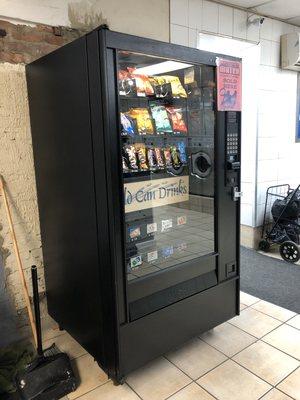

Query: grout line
left=229, top=358, right=273, bottom=388
left=67, top=379, right=111, bottom=400
left=227, top=316, right=300, bottom=363
left=257, top=387, right=274, bottom=400
left=195, top=380, right=219, bottom=400
left=125, top=381, right=144, bottom=400
left=274, top=364, right=300, bottom=391
left=249, top=305, right=297, bottom=323
left=164, top=381, right=195, bottom=400
left=275, top=385, right=298, bottom=400
left=163, top=354, right=197, bottom=381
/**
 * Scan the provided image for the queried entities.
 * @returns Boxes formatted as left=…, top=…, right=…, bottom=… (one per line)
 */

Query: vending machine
left=26, top=26, right=241, bottom=383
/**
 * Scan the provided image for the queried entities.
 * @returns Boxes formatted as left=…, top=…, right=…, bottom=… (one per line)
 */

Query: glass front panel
left=117, top=51, right=216, bottom=282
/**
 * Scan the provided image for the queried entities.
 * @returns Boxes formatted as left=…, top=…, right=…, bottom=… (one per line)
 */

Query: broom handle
left=0, top=176, right=37, bottom=347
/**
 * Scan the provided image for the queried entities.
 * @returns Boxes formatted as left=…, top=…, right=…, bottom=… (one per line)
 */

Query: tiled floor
left=43, top=292, right=300, bottom=400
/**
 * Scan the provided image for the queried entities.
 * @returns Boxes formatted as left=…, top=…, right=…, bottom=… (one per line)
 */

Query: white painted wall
left=170, top=0, right=300, bottom=227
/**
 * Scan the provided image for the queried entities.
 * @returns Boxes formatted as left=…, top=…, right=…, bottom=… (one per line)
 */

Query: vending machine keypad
left=225, top=112, right=240, bottom=191
left=227, top=132, right=238, bottom=156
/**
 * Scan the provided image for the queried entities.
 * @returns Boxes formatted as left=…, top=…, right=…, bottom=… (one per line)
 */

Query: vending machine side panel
left=26, top=36, right=107, bottom=365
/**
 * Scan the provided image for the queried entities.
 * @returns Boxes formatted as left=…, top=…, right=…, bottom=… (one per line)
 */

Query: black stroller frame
left=259, top=184, right=300, bottom=263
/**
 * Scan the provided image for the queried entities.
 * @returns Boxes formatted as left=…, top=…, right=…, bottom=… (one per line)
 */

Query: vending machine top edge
left=26, top=25, right=241, bottom=383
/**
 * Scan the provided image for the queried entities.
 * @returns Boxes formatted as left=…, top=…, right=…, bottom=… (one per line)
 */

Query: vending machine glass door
left=117, top=51, right=217, bottom=318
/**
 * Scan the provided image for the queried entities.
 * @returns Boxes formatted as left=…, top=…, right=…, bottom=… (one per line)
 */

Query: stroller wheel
left=279, top=241, right=300, bottom=263
left=258, top=240, right=270, bottom=252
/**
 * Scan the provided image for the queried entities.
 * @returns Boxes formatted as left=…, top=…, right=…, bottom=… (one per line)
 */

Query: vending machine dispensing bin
left=26, top=26, right=241, bottom=383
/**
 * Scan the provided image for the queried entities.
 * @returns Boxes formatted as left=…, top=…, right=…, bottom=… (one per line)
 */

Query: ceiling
left=218, top=0, right=300, bottom=26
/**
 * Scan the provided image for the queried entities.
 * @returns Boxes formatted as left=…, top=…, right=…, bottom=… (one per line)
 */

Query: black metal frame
left=27, top=26, right=241, bottom=383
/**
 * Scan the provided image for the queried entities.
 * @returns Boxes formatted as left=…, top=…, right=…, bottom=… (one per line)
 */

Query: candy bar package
left=166, top=106, right=188, bottom=134
left=170, top=145, right=181, bottom=167
left=129, top=108, right=154, bottom=135
left=129, top=226, right=141, bottom=240
left=120, top=112, right=135, bottom=136
left=159, top=75, right=187, bottom=98
left=129, top=68, right=154, bottom=97
left=163, top=147, right=172, bottom=167
left=118, top=69, right=136, bottom=96
left=150, top=104, right=172, bottom=134
left=124, top=145, right=138, bottom=170
left=122, top=156, right=130, bottom=173
left=154, top=147, right=165, bottom=169
left=136, top=143, right=149, bottom=170
left=177, top=141, right=187, bottom=164
left=130, top=255, right=142, bottom=269
left=147, top=147, right=157, bottom=170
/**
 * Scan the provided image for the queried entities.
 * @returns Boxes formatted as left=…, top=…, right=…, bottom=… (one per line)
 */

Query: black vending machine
left=26, top=26, right=241, bottom=383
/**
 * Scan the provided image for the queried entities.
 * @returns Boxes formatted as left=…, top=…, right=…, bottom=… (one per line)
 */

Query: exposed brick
left=11, top=30, right=45, bottom=43
left=0, top=19, right=84, bottom=64
left=0, top=51, right=25, bottom=64
left=44, top=34, right=64, bottom=46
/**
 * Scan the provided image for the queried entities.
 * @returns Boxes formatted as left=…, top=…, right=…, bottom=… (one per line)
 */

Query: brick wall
left=0, top=21, right=83, bottom=327
left=0, top=19, right=83, bottom=64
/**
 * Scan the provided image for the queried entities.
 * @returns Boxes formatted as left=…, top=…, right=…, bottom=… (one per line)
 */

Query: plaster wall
left=0, top=63, right=43, bottom=311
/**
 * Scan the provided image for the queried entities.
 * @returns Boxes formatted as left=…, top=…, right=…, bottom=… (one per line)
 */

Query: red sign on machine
left=216, top=58, right=242, bottom=111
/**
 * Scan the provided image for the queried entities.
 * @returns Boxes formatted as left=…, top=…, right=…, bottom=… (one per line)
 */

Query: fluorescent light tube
left=134, top=61, right=192, bottom=76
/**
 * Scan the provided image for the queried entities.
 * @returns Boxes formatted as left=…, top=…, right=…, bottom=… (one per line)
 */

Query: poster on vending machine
left=216, top=58, right=242, bottom=112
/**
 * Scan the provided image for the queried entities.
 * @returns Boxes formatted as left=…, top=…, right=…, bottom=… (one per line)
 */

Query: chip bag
left=150, top=104, right=172, bottom=134
left=118, top=69, right=136, bottom=96
left=159, top=75, right=187, bottom=98
left=129, top=68, right=154, bottom=96
left=166, top=106, right=188, bottom=134
left=149, top=76, right=170, bottom=98
left=129, top=108, right=154, bottom=135
left=120, top=112, right=135, bottom=136
left=177, top=141, right=187, bottom=164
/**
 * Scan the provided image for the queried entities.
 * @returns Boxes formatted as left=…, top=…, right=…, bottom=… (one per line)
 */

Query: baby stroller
left=259, top=184, right=300, bottom=263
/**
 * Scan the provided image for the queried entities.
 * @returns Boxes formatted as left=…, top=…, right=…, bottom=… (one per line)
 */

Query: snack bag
left=120, top=112, right=135, bottom=136
left=159, top=75, right=187, bottom=98
left=149, top=76, right=172, bottom=98
left=150, top=104, right=172, bottom=134
left=154, top=147, right=165, bottom=169
left=166, top=106, right=188, bottom=134
left=118, top=69, right=136, bottom=96
left=136, top=143, right=148, bottom=170
left=129, top=68, right=154, bottom=96
left=170, top=145, right=181, bottom=167
left=163, top=147, right=172, bottom=167
left=122, top=156, right=130, bottom=173
left=177, top=141, right=187, bottom=164
left=129, top=108, right=154, bottom=135
left=147, top=147, right=157, bottom=170
left=124, top=145, right=138, bottom=170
